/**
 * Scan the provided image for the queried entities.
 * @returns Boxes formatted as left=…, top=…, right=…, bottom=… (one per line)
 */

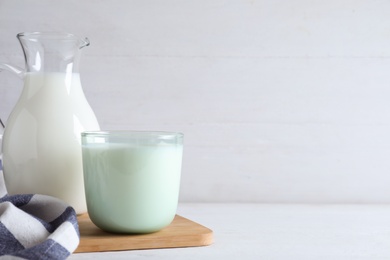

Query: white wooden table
left=69, top=203, right=390, bottom=259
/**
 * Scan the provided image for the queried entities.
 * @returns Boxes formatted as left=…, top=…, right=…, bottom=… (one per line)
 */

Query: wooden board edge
left=74, top=215, right=214, bottom=253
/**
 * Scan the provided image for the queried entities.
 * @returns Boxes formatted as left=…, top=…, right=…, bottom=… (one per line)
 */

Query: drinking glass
left=81, top=131, right=183, bottom=233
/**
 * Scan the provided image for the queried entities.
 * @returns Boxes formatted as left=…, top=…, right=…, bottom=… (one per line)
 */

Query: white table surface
left=69, top=203, right=390, bottom=260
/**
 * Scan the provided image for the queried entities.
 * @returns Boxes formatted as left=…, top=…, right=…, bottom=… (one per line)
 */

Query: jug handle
left=0, top=118, right=3, bottom=171
left=0, top=64, right=25, bottom=79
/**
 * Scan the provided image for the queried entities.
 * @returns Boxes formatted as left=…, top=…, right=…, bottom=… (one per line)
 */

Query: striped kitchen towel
left=0, top=162, right=80, bottom=259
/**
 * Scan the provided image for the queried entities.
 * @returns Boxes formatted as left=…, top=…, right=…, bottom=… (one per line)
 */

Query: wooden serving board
left=75, top=214, right=213, bottom=253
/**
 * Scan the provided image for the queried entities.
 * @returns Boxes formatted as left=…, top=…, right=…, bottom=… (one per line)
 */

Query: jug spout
left=0, top=63, right=25, bottom=79
left=80, top=37, right=90, bottom=49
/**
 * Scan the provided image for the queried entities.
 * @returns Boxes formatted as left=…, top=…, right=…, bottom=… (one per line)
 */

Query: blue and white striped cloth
left=0, top=161, right=80, bottom=259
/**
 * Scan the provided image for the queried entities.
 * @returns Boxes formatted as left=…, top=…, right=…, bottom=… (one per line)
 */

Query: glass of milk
left=81, top=131, right=183, bottom=233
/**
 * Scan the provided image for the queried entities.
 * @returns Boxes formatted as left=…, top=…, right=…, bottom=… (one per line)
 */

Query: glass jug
left=0, top=32, right=100, bottom=214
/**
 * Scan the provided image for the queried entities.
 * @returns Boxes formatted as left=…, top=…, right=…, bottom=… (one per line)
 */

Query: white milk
left=82, top=142, right=183, bottom=233
left=2, top=72, right=100, bottom=214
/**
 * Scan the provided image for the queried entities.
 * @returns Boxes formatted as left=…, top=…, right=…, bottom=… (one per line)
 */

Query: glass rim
left=17, top=31, right=79, bottom=39
left=81, top=130, right=183, bottom=139
left=16, top=32, right=90, bottom=48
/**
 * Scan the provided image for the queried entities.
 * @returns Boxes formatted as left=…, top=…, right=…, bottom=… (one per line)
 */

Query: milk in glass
left=82, top=140, right=183, bottom=233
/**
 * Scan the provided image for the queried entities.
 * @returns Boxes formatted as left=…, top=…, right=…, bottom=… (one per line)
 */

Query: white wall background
left=1, top=0, right=390, bottom=203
